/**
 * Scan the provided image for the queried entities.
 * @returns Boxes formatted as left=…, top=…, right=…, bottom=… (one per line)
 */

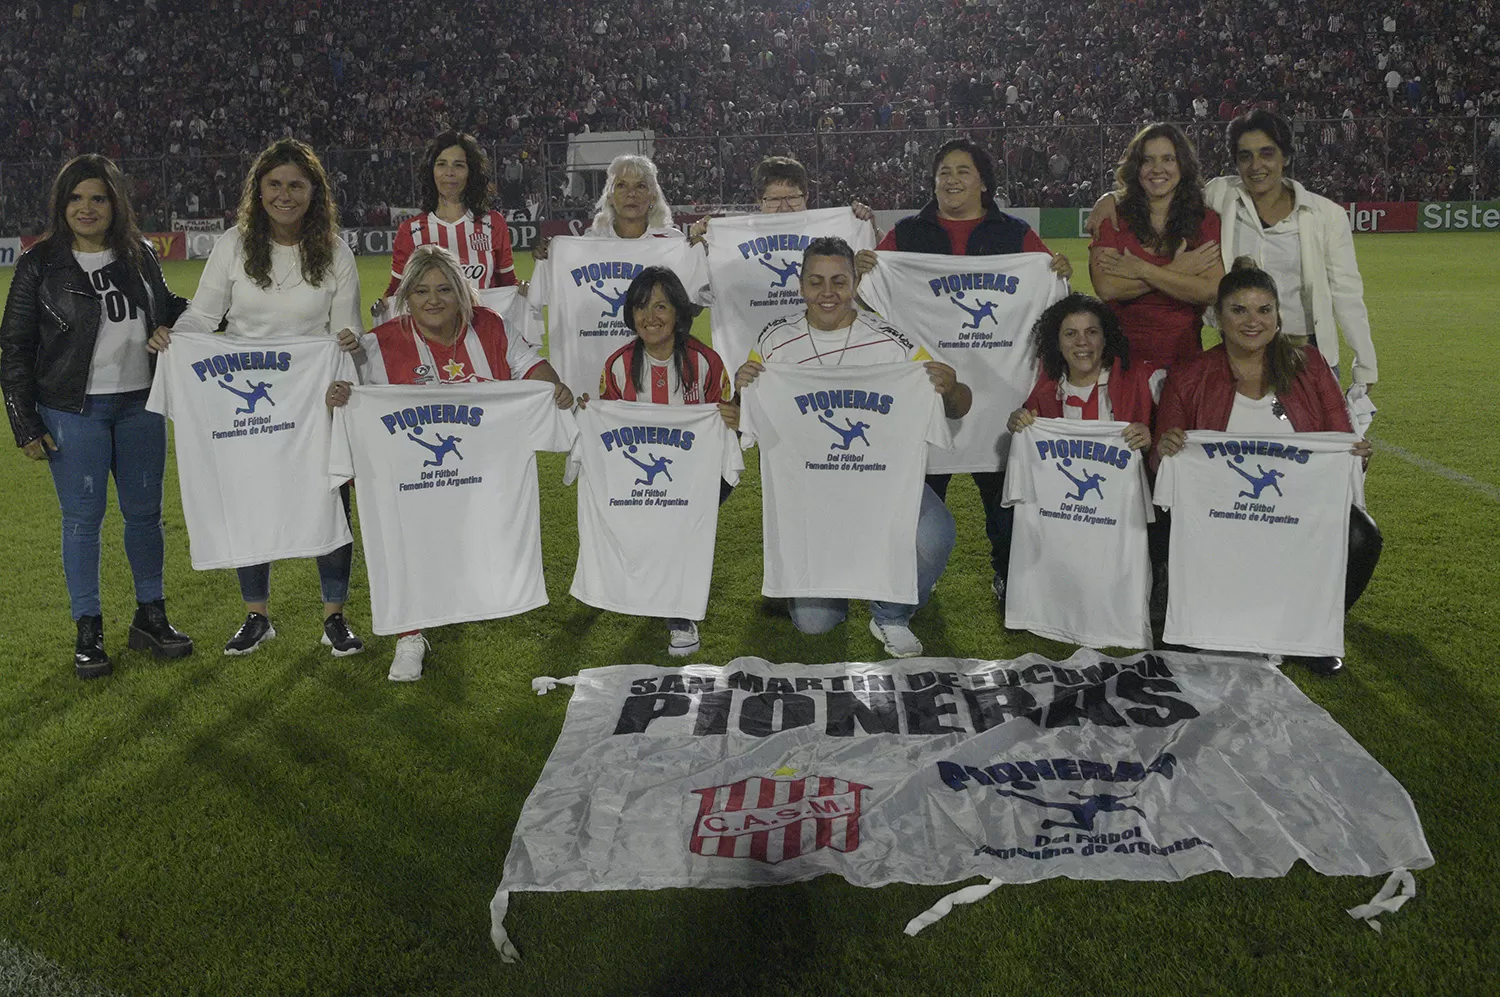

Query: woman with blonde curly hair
left=533, top=154, right=682, bottom=259
left=151, top=138, right=365, bottom=658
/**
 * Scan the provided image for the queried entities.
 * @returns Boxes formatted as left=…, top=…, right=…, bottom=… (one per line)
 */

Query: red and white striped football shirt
left=387, top=209, right=517, bottom=295
left=598, top=338, right=730, bottom=405
left=360, top=307, right=543, bottom=386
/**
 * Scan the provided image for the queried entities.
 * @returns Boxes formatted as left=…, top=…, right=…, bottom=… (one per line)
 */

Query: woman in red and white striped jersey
left=330, top=244, right=571, bottom=682
left=384, top=132, right=518, bottom=300
left=582, top=265, right=736, bottom=657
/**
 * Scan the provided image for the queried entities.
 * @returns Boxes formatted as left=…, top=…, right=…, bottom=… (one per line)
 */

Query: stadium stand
left=1, top=0, right=1496, bottom=232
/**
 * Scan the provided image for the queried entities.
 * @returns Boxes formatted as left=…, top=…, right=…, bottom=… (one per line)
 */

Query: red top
left=1152, top=344, right=1352, bottom=470
left=365, top=307, right=542, bottom=385
left=599, top=338, right=730, bottom=405
left=386, top=209, right=518, bottom=296
left=1025, top=358, right=1158, bottom=426
left=876, top=217, right=1050, bottom=255
left=1090, top=210, right=1221, bottom=371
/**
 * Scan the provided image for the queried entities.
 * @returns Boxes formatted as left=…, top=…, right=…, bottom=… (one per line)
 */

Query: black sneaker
left=320, top=613, right=365, bottom=657
left=224, top=613, right=275, bottom=655
left=128, top=599, right=194, bottom=659
left=75, top=615, right=113, bottom=679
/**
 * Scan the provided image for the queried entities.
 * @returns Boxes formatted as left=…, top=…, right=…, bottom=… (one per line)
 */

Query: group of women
left=0, top=107, right=1381, bottom=681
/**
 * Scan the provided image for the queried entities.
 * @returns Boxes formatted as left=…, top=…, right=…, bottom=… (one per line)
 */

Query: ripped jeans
left=39, top=390, right=166, bottom=619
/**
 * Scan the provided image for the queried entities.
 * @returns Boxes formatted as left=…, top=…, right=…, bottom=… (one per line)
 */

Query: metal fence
left=2, top=117, right=1496, bottom=236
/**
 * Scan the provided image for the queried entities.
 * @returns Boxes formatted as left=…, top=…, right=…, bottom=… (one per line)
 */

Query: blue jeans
left=926, top=470, right=1012, bottom=579
left=788, top=485, right=956, bottom=632
left=234, top=482, right=353, bottom=605
left=38, top=391, right=166, bottom=619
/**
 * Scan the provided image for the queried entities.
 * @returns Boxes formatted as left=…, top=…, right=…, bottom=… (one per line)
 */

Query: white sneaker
left=388, top=633, right=428, bottom=682
left=667, top=619, right=701, bottom=657
left=869, top=618, right=923, bottom=658
left=992, top=575, right=1006, bottom=603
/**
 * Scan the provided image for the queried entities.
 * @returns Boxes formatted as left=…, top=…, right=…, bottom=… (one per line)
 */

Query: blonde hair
left=590, top=155, right=672, bottom=234
left=394, top=245, right=476, bottom=331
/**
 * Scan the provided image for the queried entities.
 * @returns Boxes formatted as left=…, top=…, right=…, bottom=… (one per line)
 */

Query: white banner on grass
left=491, top=651, right=1431, bottom=960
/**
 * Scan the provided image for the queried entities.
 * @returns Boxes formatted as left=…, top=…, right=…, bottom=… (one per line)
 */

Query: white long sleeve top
left=175, top=227, right=363, bottom=340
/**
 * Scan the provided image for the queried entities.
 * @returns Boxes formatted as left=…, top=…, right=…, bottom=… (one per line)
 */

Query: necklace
left=270, top=246, right=303, bottom=291
left=812, top=320, right=855, bottom=366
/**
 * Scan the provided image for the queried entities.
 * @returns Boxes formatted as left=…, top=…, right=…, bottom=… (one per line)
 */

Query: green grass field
left=1, top=236, right=1497, bottom=996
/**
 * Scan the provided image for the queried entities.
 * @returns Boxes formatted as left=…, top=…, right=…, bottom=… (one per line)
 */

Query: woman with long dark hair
left=1089, top=123, right=1224, bottom=371
left=384, top=131, right=518, bottom=298
left=152, top=138, right=365, bottom=658
left=1154, top=259, right=1380, bottom=675
left=0, top=154, right=193, bottom=677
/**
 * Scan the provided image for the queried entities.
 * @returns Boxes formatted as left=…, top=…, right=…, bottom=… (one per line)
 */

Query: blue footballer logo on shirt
left=406, top=425, right=464, bottom=467
left=620, top=448, right=674, bottom=486
left=569, top=261, right=643, bottom=318
left=217, top=374, right=276, bottom=414
left=757, top=255, right=801, bottom=287
left=949, top=292, right=1002, bottom=329
left=192, top=350, right=291, bottom=415
left=1226, top=457, right=1287, bottom=499
left=1055, top=461, right=1107, bottom=501
left=820, top=413, right=870, bottom=451
left=588, top=281, right=629, bottom=317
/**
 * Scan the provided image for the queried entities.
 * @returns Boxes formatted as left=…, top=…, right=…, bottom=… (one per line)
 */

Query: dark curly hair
left=1030, top=293, right=1130, bottom=381
left=419, top=131, right=492, bottom=218
left=238, top=139, right=340, bottom=289
left=1113, top=123, right=1208, bottom=256
left=621, top=266, right=702, bottom=395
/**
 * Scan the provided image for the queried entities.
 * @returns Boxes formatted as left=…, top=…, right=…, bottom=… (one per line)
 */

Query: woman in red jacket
left=1155, top=259, right=1381, bottom=675
left=1006, top=293, right=1160, bottom=448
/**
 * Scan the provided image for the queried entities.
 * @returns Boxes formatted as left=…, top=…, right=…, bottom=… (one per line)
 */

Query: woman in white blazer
left=1090, top=109, right=1377, bottom=389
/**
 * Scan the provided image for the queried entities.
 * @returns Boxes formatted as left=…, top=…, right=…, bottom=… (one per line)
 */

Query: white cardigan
left=175, top=228, right=363, bottom=340
left=1204, top=176, right=1377, bottom=385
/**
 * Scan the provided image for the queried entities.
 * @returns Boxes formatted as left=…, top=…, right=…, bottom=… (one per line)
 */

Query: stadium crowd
left=1, top=0, right=1497, bottom=231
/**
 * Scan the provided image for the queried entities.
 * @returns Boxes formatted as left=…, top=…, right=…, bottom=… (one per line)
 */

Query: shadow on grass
left=1342, top=617, right=1500, bottom=743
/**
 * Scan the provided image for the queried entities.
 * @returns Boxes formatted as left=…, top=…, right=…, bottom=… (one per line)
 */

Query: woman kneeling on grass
left=579, top=265, right=737, bottom=656
left=327, top=244, right=573, bottom=681
left=1153, top=259, right=1381, bottom=676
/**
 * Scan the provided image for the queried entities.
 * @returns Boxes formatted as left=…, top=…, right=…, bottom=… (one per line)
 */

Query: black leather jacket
left=0, top=237, right=186, bottom=446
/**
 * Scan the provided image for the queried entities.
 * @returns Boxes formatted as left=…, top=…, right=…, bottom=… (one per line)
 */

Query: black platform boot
left=75, top=615, right=112, bottom=679
left=128, top=599, right=195, bottom=659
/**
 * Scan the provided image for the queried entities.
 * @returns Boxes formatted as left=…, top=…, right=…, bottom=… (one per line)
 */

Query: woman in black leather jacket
left=0, top=154, right=194, bottom=678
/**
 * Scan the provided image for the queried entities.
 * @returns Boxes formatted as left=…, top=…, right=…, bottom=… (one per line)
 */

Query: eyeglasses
left=760, top=195, right=807, bottom=209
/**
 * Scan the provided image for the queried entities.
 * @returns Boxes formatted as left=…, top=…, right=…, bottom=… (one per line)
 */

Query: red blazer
left=1024, top=358, right=1157, bottom=426
left=1152, top=344, right=1351, bottom=469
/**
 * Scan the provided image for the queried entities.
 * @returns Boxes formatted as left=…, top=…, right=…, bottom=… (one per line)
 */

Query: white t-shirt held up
left=1154, top=429, right=1363, bottom=656
left=566, top=400, right=742, bottom=620
left=146, top=331, right=356, bottom=569
left=1003, top=418, right=1154, bottom=649
left=740, top=362, right=952, bottom=603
